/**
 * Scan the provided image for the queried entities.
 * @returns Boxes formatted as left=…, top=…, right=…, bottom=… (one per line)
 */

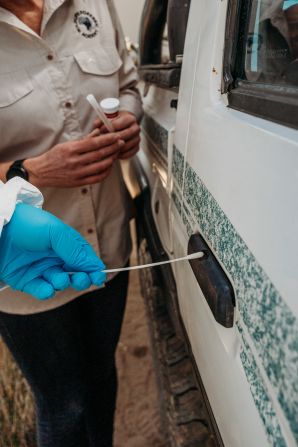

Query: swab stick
left=102, top=252, right=204, bottom=273
left=0, top=252, right=204, bottom=292
left=86, top=94, right=115, bottom=132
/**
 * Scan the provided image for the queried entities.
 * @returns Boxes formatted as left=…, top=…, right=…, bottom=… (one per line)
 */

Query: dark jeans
left=0, top=270, right=129, bottom=447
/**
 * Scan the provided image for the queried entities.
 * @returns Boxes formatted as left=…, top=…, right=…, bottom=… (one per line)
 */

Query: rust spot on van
left=132, top=346, right=148, bottom=358
left=212, top=67, right=218, bottom=75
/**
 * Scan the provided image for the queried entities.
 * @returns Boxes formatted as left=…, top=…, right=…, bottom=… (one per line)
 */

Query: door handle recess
left=188, top=233, right=235, bottom=328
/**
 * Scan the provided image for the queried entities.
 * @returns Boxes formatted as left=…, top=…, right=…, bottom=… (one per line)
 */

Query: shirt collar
left=0, top=0, right=67, bottom=36
left=0, top=6, right=36, bottom=36
left=42, top=0, right=68, bottom=32
left=43, top=0, right=67, bottom=16
left=260, top=0, right=291, bottom=45
left=261, top=0, right=284, bottom=21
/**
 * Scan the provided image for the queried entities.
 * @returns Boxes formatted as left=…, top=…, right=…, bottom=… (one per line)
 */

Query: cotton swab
left=0, top=252, right=204, bottom=292
left=86, top=94, right=115, bottom=132
left=102, top=252, right=204, bottom=274
left=50, top=252, right=205, bottom=275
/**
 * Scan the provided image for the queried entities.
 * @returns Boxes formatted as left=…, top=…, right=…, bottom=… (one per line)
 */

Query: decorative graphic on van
left=142, top=114, right=168, bottom=160
left=237, top=323, right=287, bottom=447
left=74, top=11, right=99, bottom=39
left=172, top=144, right=184, bottom=188
left=142, top=114, right=298, bottom=446
left=173, top=144, right=298, bottom=446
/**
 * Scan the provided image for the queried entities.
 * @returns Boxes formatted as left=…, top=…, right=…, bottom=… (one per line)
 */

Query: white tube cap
left=100, top=97, right=120, bottom=114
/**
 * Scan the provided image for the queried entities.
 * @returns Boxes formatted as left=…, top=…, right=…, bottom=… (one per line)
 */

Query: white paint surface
left=175, top=0, right=298, bottom=445
left=131, top=0, right=298, bottom=445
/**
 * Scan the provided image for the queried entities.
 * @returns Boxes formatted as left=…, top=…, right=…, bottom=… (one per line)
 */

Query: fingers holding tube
left=118, top=135, right=141, bottom=160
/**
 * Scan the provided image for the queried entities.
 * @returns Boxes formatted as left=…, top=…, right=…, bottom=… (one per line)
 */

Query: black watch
left=6, top=159, right=29, bottom=181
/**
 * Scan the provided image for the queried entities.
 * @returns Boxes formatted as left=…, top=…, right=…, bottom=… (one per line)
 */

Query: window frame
left=223, top=0, right=298, bottom=130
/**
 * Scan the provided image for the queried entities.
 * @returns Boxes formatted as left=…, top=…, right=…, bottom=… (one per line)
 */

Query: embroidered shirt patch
left=74, top=11, right=99, bottom=38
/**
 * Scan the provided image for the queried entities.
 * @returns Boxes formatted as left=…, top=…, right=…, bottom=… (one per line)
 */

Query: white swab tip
left=86, top=94, right=97, bottom=105
left=187, top=252, right=204, bottom=260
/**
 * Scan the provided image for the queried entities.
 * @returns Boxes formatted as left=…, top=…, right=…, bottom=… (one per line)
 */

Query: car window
left=245, top=0, right=298, bottom=86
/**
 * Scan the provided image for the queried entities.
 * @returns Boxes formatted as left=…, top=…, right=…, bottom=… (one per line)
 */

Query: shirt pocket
left=0, top=70, right=33, bottom=108
left=74, top=47, right=122, bottom=76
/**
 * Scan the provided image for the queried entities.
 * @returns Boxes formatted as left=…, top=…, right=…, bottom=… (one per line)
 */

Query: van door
left=171, top=1, right=298, bottom=447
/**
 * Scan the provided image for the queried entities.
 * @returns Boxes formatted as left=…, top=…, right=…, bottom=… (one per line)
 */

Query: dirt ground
left=114, top=224, right=168, bottom=447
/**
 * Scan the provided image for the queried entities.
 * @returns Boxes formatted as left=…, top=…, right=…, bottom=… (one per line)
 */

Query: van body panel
left=134, top=0, right=298, bottom=445
left=140, top=85, right=178, bottom=255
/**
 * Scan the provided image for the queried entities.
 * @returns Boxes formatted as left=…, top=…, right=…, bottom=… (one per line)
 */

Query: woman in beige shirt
left=0, top=0, right=142, bottom=445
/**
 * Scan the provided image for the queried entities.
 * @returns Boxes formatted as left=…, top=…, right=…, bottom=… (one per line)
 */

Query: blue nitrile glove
left=0, top=203, right=106, bottom=300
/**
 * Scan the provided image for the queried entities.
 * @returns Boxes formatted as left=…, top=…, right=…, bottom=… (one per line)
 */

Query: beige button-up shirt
left=0, top=0, right=142, bottom=314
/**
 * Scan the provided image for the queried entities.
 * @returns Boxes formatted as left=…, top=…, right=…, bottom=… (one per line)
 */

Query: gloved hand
left=0, top=203, right=106, bottom=300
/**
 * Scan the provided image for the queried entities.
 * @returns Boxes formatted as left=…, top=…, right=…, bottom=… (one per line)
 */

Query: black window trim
left=223, top=0, right=298, bottom=130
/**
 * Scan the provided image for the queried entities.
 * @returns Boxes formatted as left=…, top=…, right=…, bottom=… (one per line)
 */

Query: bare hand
left=94, top=111, right=140, bottom=160
left=24, top=133, right=124, bottom=188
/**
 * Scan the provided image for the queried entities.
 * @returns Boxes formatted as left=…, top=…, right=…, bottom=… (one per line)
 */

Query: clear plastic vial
left=100, top=98, right=120, bottom=119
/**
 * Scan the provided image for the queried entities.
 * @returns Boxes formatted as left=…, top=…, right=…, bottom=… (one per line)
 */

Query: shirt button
left=87, top=228, right=94, bottom=234
left=47, top=54, right=54, bottom=60
left=81, top=188, right=88, bottom=195
left=65, top=101, right=72, bottom=108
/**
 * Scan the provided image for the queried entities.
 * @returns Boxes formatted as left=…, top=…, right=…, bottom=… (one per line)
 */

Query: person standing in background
left=246, top=0, right=298, bottom=83
left=0, top=1, right=142, bottom=446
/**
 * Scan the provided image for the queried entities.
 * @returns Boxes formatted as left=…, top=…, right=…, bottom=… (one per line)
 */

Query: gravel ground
left=114, top=224, right=169, bottom=447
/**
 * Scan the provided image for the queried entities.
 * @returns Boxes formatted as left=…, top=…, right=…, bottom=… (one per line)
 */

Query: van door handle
left=188, top=233, right=235, bottom=328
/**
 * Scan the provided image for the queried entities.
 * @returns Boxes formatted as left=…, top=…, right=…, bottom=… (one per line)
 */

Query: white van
left=126, top=0, right=298, bottom=446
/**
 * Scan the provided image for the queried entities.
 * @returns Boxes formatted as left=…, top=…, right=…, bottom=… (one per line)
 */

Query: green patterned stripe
left=142, top=114, right=168, bottom=161
left=172, top=146, right=298, bottom=444
left=141, top=116, right=298, bottom=442
left=172, top=145, right=184, bottom=189
left=145, top=135, right=167, bottom=169
left=181, top=194, right=196, bottom=238
left=237, top=323, right=287, bottom=447
left=173, top=178, right=287, bottom=445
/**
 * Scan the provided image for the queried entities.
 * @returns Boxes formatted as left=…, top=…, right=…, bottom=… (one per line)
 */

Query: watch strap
left=6, top=159, right=29, bottom=181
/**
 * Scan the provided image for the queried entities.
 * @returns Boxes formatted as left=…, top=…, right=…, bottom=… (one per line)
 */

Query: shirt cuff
left=0, top=177, right=43, bottom=228
left=119, top=93, right=144, bottom=122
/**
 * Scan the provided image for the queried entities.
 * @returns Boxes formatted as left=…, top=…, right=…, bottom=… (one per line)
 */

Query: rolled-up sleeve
left=108, top=0, right=143, bottom=121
